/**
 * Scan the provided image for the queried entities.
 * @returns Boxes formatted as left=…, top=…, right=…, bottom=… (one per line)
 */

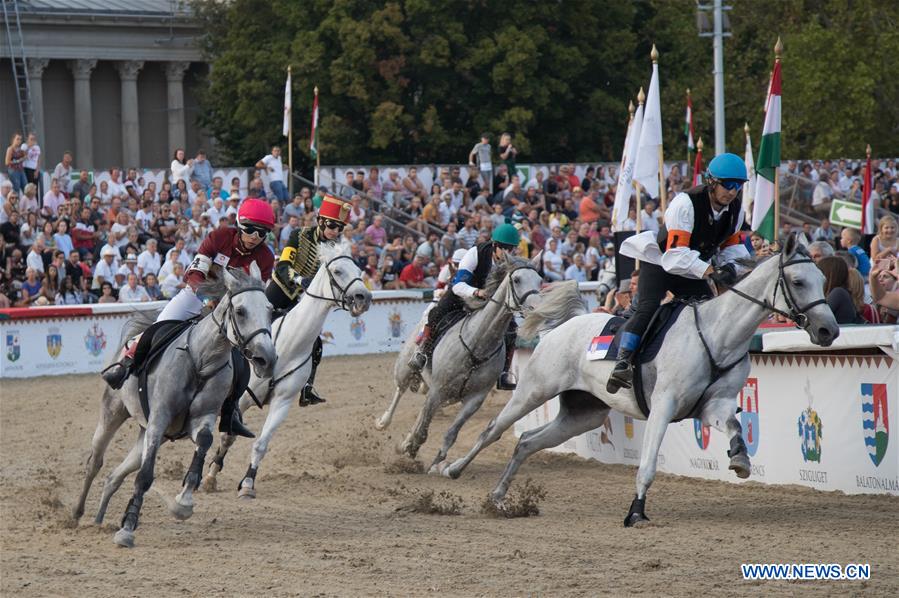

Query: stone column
left=116, top=60, right=144, bottom=168
left=26, top=58, right=50, bottom=140
left=68, top=59, right=97, bottom=169
left=164, top=61, right=190, bottom=153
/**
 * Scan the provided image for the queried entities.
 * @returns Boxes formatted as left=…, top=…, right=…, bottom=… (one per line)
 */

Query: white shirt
left=161, top=272, right=184, bottom=298
left=22, top=143, right=40, bottom=169
left=452, top=245, right=482, bottom=298
left=137, top=250, right=161, bottom=276
left=93, top=259, right=117, bottom=288
left=437, top=202, right=455, bottom=227
left=118, top=284, right=150, bottom=303
left=53, top=163, right=72, bottom=193
left=135, top=208, right=155, bottom=231
left=564, top=264, right=588, bottom=282
left=261, top=154, right=284, bottom=183
left=441, top=189, right=464, bottom=213
left=638, top=209, right=662, bottom=234
left=110, top=222, right=130, bottom=248
left=107, top=178, right=126, bottom=198
left=171, top=160, right=193, bottom=184
left=26, top=249, right=44, bottom=273
left=543, top=249, right=563, bottom=273
left=157, top=260, right=178, bottom=282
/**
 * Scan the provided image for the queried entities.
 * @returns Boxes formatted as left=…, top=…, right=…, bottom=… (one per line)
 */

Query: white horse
left=439, top=235, right=840, bottom=526
left=201, top=242, right=372, bottom=497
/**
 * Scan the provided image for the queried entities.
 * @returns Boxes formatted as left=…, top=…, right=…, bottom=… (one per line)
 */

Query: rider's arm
left=184, top=229, right=220, bottom=290
left=659, top=193, right=710, bottom=279
left=717, top=204, right=751, bottom=274
left=451, top=246, right=480, bottom=298
left=275, top=228, right=302, bottom=282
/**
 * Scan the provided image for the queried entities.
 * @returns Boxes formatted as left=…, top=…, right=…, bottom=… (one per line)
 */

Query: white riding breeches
left=156, top=287, right=203, bottom=322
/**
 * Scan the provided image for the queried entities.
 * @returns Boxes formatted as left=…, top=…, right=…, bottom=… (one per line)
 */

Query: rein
left=210, top=285, right=272, bottom=361
left=302, top=254, right=364, bottom=313
left=482, top=265, right=540, bottom=314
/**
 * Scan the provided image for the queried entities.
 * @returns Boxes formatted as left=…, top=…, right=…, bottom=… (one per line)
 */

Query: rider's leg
left=497, top=320, right=517, bottom=390
left=409, top=293, right=456, bottom=371
left=607, top=262, right=668, bottom=393
left=299, top=336, right=326, bottom=406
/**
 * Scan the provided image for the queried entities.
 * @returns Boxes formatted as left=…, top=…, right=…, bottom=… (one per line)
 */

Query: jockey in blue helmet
left=606, top=152, right=752, bottom=393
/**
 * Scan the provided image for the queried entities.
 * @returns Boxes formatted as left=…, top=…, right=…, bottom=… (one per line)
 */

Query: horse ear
left=783, top=231, right=798, bottom=258
left=530, top=250, right=543, bottom=269
left=248, top=260, right=262, bottom=281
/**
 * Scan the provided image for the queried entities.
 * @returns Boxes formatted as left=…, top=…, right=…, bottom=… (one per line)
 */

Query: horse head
left=489, top=251, right=544, bottom=313
left=318, top=241, right=373, bottom=317
left=220, top=263, right=277, bottom=378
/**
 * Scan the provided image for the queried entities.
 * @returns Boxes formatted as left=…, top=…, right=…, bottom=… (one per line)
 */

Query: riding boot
left=101, top=338, right=139, bottom=390
left=606, top=348, right=636, bottom=394
left=408, top=325, right=432, bottom=372
left=299, top=337, right=326, bottom=407
left=219, top=394, right=255, bottom=438
left=496, top=330, right=517, bottom=391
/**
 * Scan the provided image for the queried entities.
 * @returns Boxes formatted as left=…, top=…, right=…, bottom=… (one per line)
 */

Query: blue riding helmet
left=706, top=153, right=749, bottom=182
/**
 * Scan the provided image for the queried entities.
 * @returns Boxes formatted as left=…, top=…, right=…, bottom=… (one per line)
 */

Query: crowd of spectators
left=3, top=129, right=899, bottom=326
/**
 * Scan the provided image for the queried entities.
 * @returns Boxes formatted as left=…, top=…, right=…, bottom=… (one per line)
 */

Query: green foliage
left=192, top=0, right=899, bottom=167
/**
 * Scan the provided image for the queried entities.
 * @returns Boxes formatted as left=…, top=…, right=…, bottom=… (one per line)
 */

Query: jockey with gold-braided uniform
left=265, top=194, right=351, bottom=406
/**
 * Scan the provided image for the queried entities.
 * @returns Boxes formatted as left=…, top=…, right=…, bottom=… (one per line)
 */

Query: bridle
left=724, top=248, right=827, bottom=329
left=302, top=254, right=364, bottom=312
left=211, top=286, right=272, bottom=359
left=483, top=264, right=541, bottom=315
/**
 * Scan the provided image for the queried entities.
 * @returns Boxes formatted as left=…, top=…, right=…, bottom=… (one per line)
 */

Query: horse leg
left=375, top=383, right=407, bottom=431
left=399, top=389, right=441, bottom=459
left=73, top=391, right=129, bottom=521
left=428, top=390, right=489, bottom=474
left=238, top=393, right=293, bottom=499
left=626, top=396, right=677, bottom=528
left=490, top=394, right=610, bottom=504
left=201, top=432, right=237, bottom=493
left=113, top=419, right=166, bottom=548
left=442, top=380, right=555, bottom=479
left=172, top=415, right=216, bottom=520
left=95, top=428, right=145, bottom=525
left=700, top=396, right=750, bottom=479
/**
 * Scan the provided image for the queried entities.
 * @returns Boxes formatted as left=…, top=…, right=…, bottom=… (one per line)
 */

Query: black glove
left=710, top=263, right=738, bottom=287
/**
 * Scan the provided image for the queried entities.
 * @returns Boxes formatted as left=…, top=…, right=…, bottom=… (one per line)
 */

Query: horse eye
left=791, top=279, right=803, bottom=287
left=236, top=307, right=246, bottom=317
left=334, top=269, right=343, bottom=276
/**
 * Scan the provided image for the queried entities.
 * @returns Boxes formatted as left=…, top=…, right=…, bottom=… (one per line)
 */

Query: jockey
left=265, top=194, right=350, bottom=407
left=409, top=223, right=521, bottom=390
left=434, top=248, right=468, bottom=299
left=606, top=153, right=751, bottom=394
left=102, top=198, right=276, bottom=438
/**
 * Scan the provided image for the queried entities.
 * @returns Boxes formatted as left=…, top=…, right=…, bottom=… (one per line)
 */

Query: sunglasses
left=718, top=179, right=744, bottom=191
left=239, top=223, right=270, bottom=238
left=496, top=243, right=517, bottom=251
left=323, top=220, right=346, bottom=232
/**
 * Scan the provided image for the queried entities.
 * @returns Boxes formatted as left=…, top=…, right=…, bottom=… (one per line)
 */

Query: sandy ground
left=1, top=353, right=897, bottom=597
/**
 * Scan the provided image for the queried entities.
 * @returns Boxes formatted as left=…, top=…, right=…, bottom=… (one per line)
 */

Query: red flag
left=692, top=145, right=704, bottom=187
left=861, top=148, right=874, bottom=235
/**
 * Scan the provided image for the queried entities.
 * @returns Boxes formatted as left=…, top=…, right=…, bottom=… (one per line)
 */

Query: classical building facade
left=0, top=0, right=208, bottom=169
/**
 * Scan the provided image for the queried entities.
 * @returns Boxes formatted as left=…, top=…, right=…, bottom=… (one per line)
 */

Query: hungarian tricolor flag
left=685, top=93, right=695, bottom=151
left=862, top=149, right=874, bottom=235
left=752, top=61, right=781, bottom=241
left=309, top=90, right=319, bottom=160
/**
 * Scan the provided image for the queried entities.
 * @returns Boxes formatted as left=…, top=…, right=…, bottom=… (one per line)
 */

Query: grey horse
left=397, top=253, right=547, bottom=470
left=441, top=235, right=840, bottom=526
left=72, top=265, right=276, bottom=547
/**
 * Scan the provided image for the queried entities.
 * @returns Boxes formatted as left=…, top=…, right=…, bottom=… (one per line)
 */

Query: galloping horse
left=73, top=265, right=276, bottom=547
left=439, top=235, right=839, bottom=526
left=201, top=242, right=372, bottom=498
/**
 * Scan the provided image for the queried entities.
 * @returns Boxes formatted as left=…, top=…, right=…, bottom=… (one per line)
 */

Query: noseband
left=725, top=250, right=827, bottom=329
left=302, top=254, right=365, bottom=312
left=211, top=286, right=272, bottom=359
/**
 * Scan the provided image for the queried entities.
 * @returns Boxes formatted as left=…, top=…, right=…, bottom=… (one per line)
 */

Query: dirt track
left=1, top=353, right=897, bottom=597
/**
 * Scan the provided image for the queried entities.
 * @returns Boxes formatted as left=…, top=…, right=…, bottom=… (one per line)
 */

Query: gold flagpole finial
left=637, top=86, right=646, bottom=105
left=686, top=87, right=691, bottom=97
left=774, top=37, right=783, bottom=61
left=287, top=65, right=292, bottom=74
left=866, top=144, right=872, bottom=158
left=651, top=44, right=659, bottom=64
left=628, top=99, right=635, bottom=117
left=696, top=137, right=704, bottom=151
left=744, top=122, right=750, bottom=135
left=314, top=85, right=319, bottom=95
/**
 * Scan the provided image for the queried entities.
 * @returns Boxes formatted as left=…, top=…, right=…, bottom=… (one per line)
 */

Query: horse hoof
left=169, top=501, right=193, bottom=520
left=200, top=474, right=218, bottom=493
left=71, top=506, right=84, bottom=521
left=398, top=439, right=417, bottom=458
left=624, top=512, right=650, bottom=528
left=446, top=464, right=462, bottom=480
left=374, top=416, right=390, bottom=431
left=237, top=485, right=256, bottom=500
left=729, top=456, right=751, bottom=479
left=113, top=528, right=135, bottom=548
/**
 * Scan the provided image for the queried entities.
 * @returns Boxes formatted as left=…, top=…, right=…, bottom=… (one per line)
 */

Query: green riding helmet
left=492, top=223, right=521, bottom=248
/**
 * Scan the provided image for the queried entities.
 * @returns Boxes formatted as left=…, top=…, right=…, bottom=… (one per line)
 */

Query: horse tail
left=519, top=280, right=587, bottom=341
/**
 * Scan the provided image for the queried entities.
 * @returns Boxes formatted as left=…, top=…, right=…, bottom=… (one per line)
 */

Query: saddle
left=134, top=319, right=252, bottom=440
left=593, top=301, right=690, bottom=417
left=426, top=309, right=467, bottom=359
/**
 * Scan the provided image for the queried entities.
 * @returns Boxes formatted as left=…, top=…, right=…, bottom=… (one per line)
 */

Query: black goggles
left=323, top=220, right=346, bottom=231
left=239, top=222, right=270, bottom=238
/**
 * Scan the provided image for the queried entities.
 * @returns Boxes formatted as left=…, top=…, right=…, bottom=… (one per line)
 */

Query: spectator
left=118, top=272, right=150, bottom=302
left=363, top=166, right=382, bottom=200
left=4, top=132, right=27, bottom=193
left=812, top=171, right=833, bottom=217
left=870, top=215, right=898, bottom=261
left=55, top=275, right=83, bottom=305
left=26, top=237, right=45, bottom=273
left=19, top=182, right=39, bottom=216
left=92, top=245, right=118, bottom=290
left=348, top=195, right=366, bottom=227
left=565, top=253, right=589, bottom=281
left=144, top=272, right=163, bottom=300
left=64, top=250, right=84, bottom=288
left=170, top=148, right=193, bottom=185
left=402, top=167, right=425, bottom=200
left=97, top=281, right=116, bottom=303
left=42, top=179, right=66, bottom=219
left=38, top=264, right=60, bottom=305
left=637, top=200, right=661, bottom=235
left=256, top=145, right=287, bottom=201
left=839, top=227, right=870, bottom=276
left=807, top=240, right=834, bottom=263
left=161, top=262, right=186, bottom=298
left=498, top=132, right=518, bottom=180
left=817, top=256, right=863, bottom=324
left=469, top=133, right=493, bottom=195
left=812, top=217, right=835, bottom=244
left=21, top=132, right=41, bottom=187
left=543, top=238, right=564, bottom=281
left=19, top=267, right=42, bottom=305
left=52, top=151, right=74, bottom=196
left=399, top=254, right=429, bottom=288
left=53, top=220, right=74, bottom=256
left=869, top=257, right=899, bottom=313
left=0, top=209, right=21, bottom=245
left=191, top=149, right=213, bottom=192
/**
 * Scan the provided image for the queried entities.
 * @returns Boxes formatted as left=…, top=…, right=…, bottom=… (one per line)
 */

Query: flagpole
left=686, top=88, right=692, bottom=183
left=773, top=38, right=782, bottom=241
left=287, top=66, right=293, bottom=197
left=635, top=86, right=645, bottom=233
left=650, top=45, right=667, bottom=212
left=313, top=85, right=320, bottom=188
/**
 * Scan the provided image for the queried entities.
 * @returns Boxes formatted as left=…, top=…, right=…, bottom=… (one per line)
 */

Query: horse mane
left=319, top=239, right=352, bottom=263
left=196, top=266, right=265, bottom=302
left=519, top=280, right=587, bottom=340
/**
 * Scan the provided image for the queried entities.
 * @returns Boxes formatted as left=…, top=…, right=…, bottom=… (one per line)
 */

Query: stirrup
left=606, top=363, right=633, bottom=394
left=496, top=372, right=516, bottom=391
left=408, top=350, right=427, bottom=372
left=298, top=384, right=326, bottom=407
left=101, top=359, right=132, bottom=390
left=220, top=409, right=255, bottom=438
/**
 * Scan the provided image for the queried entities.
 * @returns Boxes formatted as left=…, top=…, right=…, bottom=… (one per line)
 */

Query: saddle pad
left=586, top=316, right=626, bottom=361
left=432, top=309, right=467, bottom=350
left=636, top=301, right=689, bottom=365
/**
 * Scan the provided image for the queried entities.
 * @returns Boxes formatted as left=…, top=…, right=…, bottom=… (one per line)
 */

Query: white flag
left=633, top=63, right=662, bottom=199
left=743, top=131, right=756, bottom=224
left=613, top=103, right=644, bottom=231
left=282, top=71, right=291, bottom=137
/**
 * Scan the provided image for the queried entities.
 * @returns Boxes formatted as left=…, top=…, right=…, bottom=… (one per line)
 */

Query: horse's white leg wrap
left=635, top=397, right=677, bottom=500
left=156, top=288, right=203, bottom=322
